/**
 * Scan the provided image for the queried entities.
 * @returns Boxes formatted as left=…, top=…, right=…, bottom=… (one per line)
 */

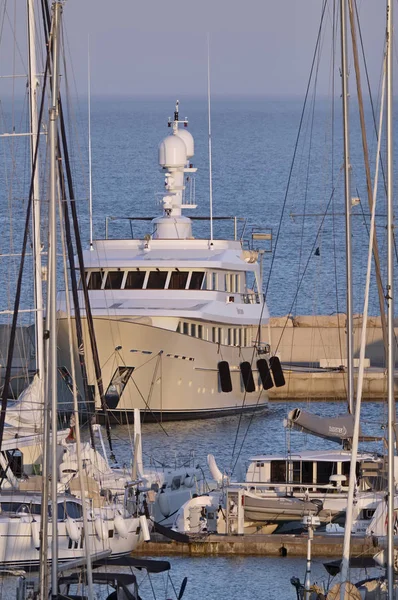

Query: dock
left=135, top=532, right=378, bottom=557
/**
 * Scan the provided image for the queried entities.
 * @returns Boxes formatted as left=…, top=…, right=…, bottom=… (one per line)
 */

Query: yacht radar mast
left=153, top=100, right=197, bottom=239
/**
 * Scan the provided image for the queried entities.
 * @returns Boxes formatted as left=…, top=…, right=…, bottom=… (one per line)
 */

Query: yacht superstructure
left=58, top=102, right=279, bottom=421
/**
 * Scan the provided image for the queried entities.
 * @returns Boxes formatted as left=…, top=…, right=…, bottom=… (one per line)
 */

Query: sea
left=0, top=95, right=394, bottom=598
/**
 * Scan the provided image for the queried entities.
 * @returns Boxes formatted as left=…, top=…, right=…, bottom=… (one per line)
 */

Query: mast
left=386, top=0, right=395, bottom=594
left=27, top=0, right=45, bottom=394
left=48, top=2, right=62, bottom=596
left=88, top=35, right=93, bottom=251
left=207, top=34, right=214, bottom=245
left=340, top=0, right=354, bottom=414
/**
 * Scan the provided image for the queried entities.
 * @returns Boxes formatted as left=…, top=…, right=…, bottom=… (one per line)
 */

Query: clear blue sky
left=0, top=1, right=388, bottom=98
left=60, top=0, right=387, bottom=97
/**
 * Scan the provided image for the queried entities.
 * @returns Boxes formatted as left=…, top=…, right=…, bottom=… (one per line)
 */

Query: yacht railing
left=104, top=215, right=248, bottom=241
left=230, top=481, right=349, bottom=493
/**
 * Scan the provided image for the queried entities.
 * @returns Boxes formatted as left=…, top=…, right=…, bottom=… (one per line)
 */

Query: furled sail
left=284, top=408, right=359, bottom=443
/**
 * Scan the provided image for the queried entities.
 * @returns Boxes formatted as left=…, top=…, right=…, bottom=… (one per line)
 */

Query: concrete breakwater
left=136, top=532, right=377, bottom=557
left=267, top=314, right=390, bottom=400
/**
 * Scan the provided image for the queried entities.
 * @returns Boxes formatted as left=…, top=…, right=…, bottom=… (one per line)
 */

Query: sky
left=58, top=0, right=388, bottom=98
left=0, top=1, right=389, bottom=98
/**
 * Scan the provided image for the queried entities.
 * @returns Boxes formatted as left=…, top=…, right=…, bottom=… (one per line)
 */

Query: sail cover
left=285, top=408, right=359, bottom=443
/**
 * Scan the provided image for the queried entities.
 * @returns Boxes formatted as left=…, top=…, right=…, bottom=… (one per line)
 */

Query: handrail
left=104, top=215, right=248, bottom=241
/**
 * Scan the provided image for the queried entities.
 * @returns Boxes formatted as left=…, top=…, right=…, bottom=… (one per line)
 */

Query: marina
left=0, top=0, right=397, bottom=598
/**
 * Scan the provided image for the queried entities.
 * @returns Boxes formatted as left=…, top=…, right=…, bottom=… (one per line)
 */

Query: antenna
left=207, top=33, right=214, bottom=244
left=88, top=35, right=93, bottom=250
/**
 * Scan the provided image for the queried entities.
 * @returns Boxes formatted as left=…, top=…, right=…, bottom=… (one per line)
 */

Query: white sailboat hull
left=0, top=513, right=144, bottom=569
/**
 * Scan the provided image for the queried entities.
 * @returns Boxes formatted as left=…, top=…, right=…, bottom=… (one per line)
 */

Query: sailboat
left=290, top=0, right=395, bottom=598
left=0, top=0, right=151, bottom=578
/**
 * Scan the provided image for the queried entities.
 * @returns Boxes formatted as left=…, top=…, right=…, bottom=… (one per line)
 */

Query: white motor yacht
left=57, top=101, right=284, bottom=422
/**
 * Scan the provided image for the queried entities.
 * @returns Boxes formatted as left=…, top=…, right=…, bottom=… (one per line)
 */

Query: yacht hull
left=57, top=316, right=269, bottom=420
left=0, top=514, right=144, bottom=569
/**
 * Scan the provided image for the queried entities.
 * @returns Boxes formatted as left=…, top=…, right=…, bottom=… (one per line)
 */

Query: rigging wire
left=230, top=0, right=329, bottom=473
left=0, top=28, right=49, bottom=453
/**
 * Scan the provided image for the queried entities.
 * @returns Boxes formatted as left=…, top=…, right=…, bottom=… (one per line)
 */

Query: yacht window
left=189, top=271, right=205, bottom=290
left=302, top=461, right=314, bottom=484
left=270, top=460, right=286, bottom=483
left=57, top=501, right=83, bottom=521
left=212, top=273, right=217, bottom=290
left=191, top=324, right=197, bottom=337
left=183, top=322, right=189, bottom=335
left=125, top=271, right=146, bottom=289
left=1, top=501, right=41, bottom=515
left=169, top=271, right=189, bottom=290
left=105, top=366, right=134, bottom=409
left=212, top=327, right=217, bottom=343
left=316, top=461, right=336, bottom=484
left=147, top=271, right=168, bottom=289
left=198, top=325, right=203, bottom=339
left=227, top=329, right=232, bottom=345
left=292, top=461, right=301, bottom=483
left=104, top=271, right=124, bottom=290
left=88, top=271, right=103, bottom=290
left=218, top=327, right=223, bottom=344
left=176, top=322, right=181, bottom=333
left=342, top=461, right=359, bottom=479
left=225, top=274, right=231, bottom=293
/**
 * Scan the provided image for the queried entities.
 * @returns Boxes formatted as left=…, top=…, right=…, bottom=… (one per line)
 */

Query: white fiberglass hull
left=58, top=317, right=269, bottom=420
left=0, top=513, right=144, bottom=569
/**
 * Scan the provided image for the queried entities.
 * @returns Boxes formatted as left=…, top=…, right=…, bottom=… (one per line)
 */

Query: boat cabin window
left=169, top=271, right=189, bottom=290
left=189, top=271, right=205, bottom=290
left=104, top=271, right=124, bottom=290
left=292, top=461, right=313, bottom=484
left=87, top=271, right=103, bottom=290
left=270, top=460, right=287, bottom=483
left=317, top=461, right=336, bottom=484
left=53, top=501, right=83, bottom=521
left=1, top=501, right=42, bottom=515
left=342, top=461, right=360, bottom=479
left=125, top=271, right=146, bottom=289
left=146, top=271, right=168, bottom=289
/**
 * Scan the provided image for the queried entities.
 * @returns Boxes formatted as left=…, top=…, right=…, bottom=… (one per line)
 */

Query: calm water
left=0, top=96, right=393, bottom=597
left=0, top=95, right=397, bottom=320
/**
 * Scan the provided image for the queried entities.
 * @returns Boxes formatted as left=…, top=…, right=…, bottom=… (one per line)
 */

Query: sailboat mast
left=27, top=0, right=45, bottom=389
left=48, top=2, right=62, bottom=596
left=386, top=0, right=395, bottom=594
left=340, top=0, right=354, bottom=414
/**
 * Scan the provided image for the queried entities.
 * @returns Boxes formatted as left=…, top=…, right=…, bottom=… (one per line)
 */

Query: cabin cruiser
left=173, top=409, right=385, bottom=535
left=57, top=101, right=284, bottom=422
